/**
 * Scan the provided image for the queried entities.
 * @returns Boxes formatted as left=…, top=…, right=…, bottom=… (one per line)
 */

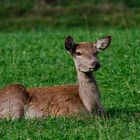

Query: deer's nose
left=90, top=62, right=101, bottom=70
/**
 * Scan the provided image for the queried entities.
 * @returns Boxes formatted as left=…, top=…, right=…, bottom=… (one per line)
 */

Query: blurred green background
left=0, top=0, right=140, bottom=31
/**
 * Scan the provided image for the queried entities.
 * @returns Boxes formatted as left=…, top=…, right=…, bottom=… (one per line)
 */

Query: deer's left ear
left=95, top=36, right=112, bottom=51
left=65, top=36, right=75, bottom=52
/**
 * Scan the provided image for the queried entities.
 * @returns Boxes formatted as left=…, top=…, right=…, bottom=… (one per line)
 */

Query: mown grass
left=0, top=27, right=140, bottom=139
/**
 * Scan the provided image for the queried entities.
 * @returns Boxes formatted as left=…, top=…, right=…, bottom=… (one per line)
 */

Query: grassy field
left=0, top=27, right=140, bottom=139
left=0, top=0, right=140, bottom=139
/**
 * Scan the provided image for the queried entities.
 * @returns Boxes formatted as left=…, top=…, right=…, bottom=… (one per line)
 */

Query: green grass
left=0, top=1, right=140, bottom=139
left=0, top=0, right=140, bottom=31
left=0, top=27, right=140, bottom=139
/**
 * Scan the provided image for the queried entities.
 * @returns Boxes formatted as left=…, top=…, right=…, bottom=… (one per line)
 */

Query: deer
left=0, top=35, right=111, bottom=119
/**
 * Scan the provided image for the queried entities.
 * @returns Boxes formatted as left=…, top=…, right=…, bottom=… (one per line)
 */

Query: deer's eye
left=76, top=52, right=82, bottom=56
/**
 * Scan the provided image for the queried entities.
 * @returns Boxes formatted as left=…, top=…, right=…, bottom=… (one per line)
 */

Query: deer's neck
left=77, top=70, right=100, bottom=113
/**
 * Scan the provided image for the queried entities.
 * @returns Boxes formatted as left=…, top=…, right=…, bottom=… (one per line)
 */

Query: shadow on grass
left=106, top=107, right=140, bottom=118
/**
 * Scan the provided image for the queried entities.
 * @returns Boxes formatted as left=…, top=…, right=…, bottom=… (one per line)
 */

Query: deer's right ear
left=65, top=36, right=75, bottom=52
left=95, top=36, right=112, bottom=51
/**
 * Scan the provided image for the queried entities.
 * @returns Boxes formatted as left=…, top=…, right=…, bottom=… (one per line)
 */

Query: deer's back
left=25, top=84, right=87, bottom=118
left=0, top=84, right=87, bottom=119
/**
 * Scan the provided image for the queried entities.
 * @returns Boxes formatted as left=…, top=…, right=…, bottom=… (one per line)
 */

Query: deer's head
left=65, top=35, right=111, bottom=73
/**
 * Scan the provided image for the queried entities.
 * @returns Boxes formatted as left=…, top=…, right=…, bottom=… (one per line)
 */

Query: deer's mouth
left=78, top=62, right=101, bottom=72
left=79, top=66, right=95, bottom=73
left=80, top=67, right=101, bottom=73
left=78, top=62, right=101, bottom=73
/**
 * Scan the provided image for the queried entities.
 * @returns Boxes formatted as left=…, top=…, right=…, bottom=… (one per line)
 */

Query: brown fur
left=0, top=84, right=29, bottom=119
left=0, top=35, right=111, bottom=119
left=26, top=85, right=87, bottom=117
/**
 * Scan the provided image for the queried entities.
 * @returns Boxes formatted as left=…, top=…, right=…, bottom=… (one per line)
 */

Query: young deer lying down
left=0, top=35, right=111, bottom=119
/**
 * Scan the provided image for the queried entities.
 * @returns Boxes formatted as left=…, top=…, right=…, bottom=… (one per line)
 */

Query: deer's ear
left=95, top=36, right=111, bottom=51
left=65, top=36, right=75, bottom=52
